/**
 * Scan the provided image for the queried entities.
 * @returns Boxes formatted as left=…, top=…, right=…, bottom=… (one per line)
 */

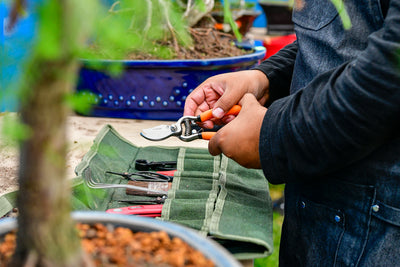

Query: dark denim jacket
left=254, top=0, right=400, bottom=265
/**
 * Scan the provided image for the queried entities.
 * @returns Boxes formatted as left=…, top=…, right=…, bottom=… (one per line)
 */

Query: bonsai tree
left=3, top=0, right=222, bottom=266
left=87, top=0, right=243, bottom=60
left=1, top=0, right=352, bottom=266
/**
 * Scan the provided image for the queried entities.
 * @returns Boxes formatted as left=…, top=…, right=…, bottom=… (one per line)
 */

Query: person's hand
left=208, top=93, right=267, bottom=169
left=183, top=70, right=269, bottom=129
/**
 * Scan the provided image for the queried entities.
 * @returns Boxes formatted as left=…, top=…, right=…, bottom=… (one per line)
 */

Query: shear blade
left=140, top=125, right=175, bottom=141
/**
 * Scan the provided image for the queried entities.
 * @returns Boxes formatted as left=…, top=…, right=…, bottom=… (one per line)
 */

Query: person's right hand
left=183, top=70, right=270, bottom=129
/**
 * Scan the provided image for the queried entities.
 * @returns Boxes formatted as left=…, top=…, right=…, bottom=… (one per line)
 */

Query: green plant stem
left=223, top=0, right=242, bottom=42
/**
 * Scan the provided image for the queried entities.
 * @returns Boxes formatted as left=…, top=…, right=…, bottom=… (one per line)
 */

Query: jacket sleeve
left=260, top=0, right=400, bottom=184
left=252, top=41, right=298, bottom=107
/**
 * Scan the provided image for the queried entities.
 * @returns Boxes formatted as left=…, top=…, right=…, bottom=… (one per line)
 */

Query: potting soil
left=0, top=223, right=215, bottom=266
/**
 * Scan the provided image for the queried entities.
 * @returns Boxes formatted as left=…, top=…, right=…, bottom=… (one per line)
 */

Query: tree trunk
left=9, top=0, right=89, bottom=265
left=11, top=60, right=87, bottom=267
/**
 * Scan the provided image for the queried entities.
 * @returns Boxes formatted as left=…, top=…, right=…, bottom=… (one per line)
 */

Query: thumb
left=239, top=93, right=259, bottom=107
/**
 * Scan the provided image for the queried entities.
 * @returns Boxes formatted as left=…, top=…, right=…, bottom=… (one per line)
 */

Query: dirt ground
left=0, top=144, right=18, bottom=195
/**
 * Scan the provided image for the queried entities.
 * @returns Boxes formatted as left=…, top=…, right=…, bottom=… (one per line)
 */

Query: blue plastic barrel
left=0, top=1, right=37, bottom=112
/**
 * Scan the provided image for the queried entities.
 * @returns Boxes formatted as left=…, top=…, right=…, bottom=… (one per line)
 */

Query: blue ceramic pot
left=0, top=211, right=241, bottom=267
left=76, top=46, right=266, bottom=120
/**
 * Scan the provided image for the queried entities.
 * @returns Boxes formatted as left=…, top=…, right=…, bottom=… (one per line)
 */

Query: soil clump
left=0, top=222, right=215, bottom=267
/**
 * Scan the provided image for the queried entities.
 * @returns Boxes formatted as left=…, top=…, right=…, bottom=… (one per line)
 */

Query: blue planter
left=0, top=211, right=242, bottom=267
left=76, top=46, right=266, bottom=120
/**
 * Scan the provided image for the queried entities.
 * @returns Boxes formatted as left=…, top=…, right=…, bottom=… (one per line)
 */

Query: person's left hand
left=208, top=93, right=268, bottom=169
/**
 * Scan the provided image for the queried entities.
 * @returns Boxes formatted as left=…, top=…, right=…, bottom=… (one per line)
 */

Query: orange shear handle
left=201, top=132, right=216, bottom=140
left=199, top=105, right=242, bottom=140
left=199, top=105, right=241, bottom=122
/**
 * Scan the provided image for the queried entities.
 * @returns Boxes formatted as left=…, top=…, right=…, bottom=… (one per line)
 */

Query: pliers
left=106, top=170, right=173, bottom=182
left=140, top=105, right=241, bottom=142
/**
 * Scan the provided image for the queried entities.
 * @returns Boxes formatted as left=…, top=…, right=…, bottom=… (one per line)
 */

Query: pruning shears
left=140, top=105, right=241, bottom=142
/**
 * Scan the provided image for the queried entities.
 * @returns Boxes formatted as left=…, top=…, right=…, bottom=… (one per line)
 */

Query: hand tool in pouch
left=125, top=180, right=172, bottom=196
left=106, top=170, right=176, bottom=196
left=125, top=170, right=175, bottom=195
left=83, top=169, right=167, bottom=196
left=135, top=159, right=177, bottom=171
left=106, top=170, right=174, bottom=182
left=106, top=204, right=163, bottom=217
left=140, top=105, right=241, bottom=141
left=117, top=196, right=167, bottom=205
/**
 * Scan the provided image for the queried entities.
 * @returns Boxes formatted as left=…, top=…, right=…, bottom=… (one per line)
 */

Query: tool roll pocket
left=160, top=147, right=274, bottom=259
left=162, top=148, right=220, bottom=231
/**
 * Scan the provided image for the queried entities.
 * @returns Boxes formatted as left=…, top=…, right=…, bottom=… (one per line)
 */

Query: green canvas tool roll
left=74, top=125, right=273, bottom=259
left=0, top=124, right=273, bottom=260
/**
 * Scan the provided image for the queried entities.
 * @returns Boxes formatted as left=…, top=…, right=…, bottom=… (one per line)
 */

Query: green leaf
left=1, top=113, right=32, bottom=145
left=64, top=91, right=97, bottom=115
left=223, top=0, right=242, bottom=42
left=106, top=63, right=124, bottom=76
left=34, top=0, right=63, bottom=59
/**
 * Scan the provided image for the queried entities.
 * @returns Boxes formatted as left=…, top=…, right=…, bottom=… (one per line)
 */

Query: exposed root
left=127, top=26, right=249, bottom=60
left=158, top=0, right=181, bottom=56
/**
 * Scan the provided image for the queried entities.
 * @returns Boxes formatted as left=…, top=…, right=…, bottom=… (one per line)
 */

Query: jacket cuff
left=259, top=98, right=289, bottom=184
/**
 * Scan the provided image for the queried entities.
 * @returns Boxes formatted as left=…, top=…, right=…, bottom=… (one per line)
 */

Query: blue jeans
left=280, top=137, right=400, bottom=266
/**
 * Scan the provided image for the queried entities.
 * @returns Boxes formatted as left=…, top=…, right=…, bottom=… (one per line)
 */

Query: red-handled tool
left=156, top=170, right=176, bottom=176
left=106, top=204, right=163, bottom=217
left=140, top=105, right=241, bottom=142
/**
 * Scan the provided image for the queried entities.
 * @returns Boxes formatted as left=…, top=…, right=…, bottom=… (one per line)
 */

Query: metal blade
left=140, top=125, right=176, bottom=141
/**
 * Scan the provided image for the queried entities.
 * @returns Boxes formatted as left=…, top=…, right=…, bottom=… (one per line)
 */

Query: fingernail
left=212, top=107, right=225, bottom=118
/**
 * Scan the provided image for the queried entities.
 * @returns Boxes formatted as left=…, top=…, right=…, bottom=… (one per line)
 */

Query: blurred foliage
left=0, top=112, right=32, bottom=145
left=1, top=0, right=202, bottom=140
left=64, top=91, right=98, bottom=115
left=269, top=183, right=285, bottom=200
left=255, top=211, right=284, bottom=267
left=214, top=0, right=256, bottom=10
left=330, top=0, right=351, bottom=29
left=81, top=0, right=193, bottom=60
left=254, top=183, right=284, bottom=267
